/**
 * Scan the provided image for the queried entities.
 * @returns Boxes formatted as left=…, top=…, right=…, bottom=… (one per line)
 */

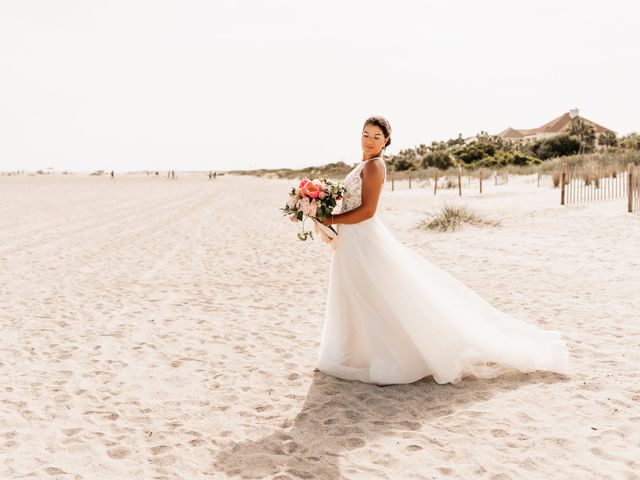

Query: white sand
left=0, top=173, right=638, bottom=479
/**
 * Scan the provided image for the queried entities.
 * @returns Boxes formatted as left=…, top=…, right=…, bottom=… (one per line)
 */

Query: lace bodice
left=334, top=157, right=386, bottom=215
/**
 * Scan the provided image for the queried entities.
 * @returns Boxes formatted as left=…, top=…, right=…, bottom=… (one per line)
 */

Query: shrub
left=530, top=134, right=581, bottom=160
left=511, top=152, right=539, bottom=166
left=422, top=150, right=454, bottom=170
left=393, top=158, right=417, bottom=171
left=454, top=142, right=496, bottom=165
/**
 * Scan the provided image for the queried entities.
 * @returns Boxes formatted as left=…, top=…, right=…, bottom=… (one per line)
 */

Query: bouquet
left=281, top=176, right=345, bottom=245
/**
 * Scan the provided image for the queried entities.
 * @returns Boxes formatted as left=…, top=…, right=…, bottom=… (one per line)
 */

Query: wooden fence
left=560, top=163, right=639, bottom=213
left=383, top=163, right=640, bottom=212
left=389, top=167, right=508, bottom=196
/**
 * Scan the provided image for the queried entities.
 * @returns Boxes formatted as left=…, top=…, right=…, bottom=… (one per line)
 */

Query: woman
left=316, top=116, right=570, bottom=386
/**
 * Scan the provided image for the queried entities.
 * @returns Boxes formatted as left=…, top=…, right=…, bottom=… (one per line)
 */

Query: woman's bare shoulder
left=361, top=158, right=385, bottom=178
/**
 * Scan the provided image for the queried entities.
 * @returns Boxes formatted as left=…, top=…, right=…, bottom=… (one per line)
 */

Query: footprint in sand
left=437, top=467, right=454, bottom=476
left=343, top=437, right=366, bottom=449
left=44, top=467, right=66, bottom=476
left=285, top=468, right=314, bottom=479
left=148, top=443, right=178, bottom=465
left=107, top=446, right=130, bottom=459
left=150, top=445, right=172, bottom=455
left=149, top=454, right=177, bottom=466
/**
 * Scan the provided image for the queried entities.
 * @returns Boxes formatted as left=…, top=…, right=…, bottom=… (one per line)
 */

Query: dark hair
left=363, top=116, right=392, bottom=147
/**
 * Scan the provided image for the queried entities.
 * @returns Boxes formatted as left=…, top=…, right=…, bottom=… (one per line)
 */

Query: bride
left=316, top=115, right=571, bottom=386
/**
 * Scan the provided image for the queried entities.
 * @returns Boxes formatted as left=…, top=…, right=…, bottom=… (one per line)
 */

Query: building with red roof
left=496, top=109, right=614, bottom=142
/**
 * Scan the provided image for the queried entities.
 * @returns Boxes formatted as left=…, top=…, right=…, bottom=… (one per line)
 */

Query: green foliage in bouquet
left=281, top=175, right=346, bottom=242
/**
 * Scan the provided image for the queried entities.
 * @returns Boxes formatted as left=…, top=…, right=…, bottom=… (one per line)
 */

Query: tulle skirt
left=316, top=216, right=571, bottom=385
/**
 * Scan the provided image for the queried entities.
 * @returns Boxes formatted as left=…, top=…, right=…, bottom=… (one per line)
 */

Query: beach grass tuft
left=418, top=203, right=501, bottom=232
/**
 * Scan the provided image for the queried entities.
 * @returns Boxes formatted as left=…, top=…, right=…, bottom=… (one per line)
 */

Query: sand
left=0, top=172, right=638, bottom=479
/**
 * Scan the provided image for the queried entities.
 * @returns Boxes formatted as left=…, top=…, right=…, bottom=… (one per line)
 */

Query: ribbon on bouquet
left=311, top=218, right=338, bottom=251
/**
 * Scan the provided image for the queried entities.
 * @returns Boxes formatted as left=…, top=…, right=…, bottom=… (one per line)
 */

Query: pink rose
left=302, top=181, right=321, bottom=199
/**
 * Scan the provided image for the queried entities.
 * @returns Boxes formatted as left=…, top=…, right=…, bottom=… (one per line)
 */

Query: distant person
left=208, top=171, right=212, bottom=180
left=110, top=170, right=114, bottom=178
left=213, top=171, right=217, bottom=180
left=155, top=171, right=159, bottom=177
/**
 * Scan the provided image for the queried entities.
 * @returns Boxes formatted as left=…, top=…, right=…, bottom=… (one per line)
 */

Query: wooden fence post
left=408, top=174, right=412, bottom=190
left=537, top=172, right=540, bottom=187
left=479, top=169, right=483, bottom=194
left=628, top=163, right=633, bottom=213
left=635, top=165, right=639, bottom=213
left=433, top=169, right=438, bottom=196
left=561, top=163, right=567, bottom=205
left=391, top=171, right=395, bottom=192
left=457, top=166, right=462, bottom=196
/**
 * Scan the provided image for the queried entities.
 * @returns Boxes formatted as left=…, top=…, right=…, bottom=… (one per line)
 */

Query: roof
left=497, top=111, right=615, bottom=139
left=497, top=127, right=524, bottom=139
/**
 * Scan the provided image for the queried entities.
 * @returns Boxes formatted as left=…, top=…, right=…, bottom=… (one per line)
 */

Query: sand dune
left=0, top=173, right=638, bottom=479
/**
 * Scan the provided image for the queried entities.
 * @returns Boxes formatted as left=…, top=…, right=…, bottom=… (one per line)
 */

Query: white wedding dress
left=316, top=155, right=571, bottom=385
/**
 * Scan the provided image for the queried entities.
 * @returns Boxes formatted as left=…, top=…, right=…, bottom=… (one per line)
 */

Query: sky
left=1, top=0, right=638, bottom=173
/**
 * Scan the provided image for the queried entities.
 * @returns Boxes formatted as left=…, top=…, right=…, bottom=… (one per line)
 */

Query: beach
left=0, top=173, right=638, bottom=479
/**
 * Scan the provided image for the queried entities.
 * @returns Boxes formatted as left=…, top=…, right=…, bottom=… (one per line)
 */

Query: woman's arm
left=327, top=160, right=385, bottom=225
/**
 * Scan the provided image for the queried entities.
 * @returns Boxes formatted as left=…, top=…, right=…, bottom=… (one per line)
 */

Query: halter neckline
left=362, top=154, right=384, bottom=163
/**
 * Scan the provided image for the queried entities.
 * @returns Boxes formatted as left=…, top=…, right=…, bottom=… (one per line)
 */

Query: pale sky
left=1, top=0, right=638, bottom=173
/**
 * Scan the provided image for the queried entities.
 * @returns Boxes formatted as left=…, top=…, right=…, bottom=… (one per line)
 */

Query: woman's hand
left=320, top=215, right=333, bottom=227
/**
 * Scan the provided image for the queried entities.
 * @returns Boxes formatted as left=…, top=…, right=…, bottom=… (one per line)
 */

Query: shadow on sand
left=212, top=370, right=568, bottom=479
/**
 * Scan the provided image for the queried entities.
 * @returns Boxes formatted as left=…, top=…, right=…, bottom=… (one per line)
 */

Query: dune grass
left=418, top=203, right=501, bottom=232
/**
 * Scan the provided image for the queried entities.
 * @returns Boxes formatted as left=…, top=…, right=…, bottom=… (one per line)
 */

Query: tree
left=567, top=118, right=596, bottom=153
left=415, top=144, right=430, bottom=157
left=597, top=131, right=617, bottom=148
left=446, top=133, right=466, bottom=148
left=620, top=132, right=640, bottom=150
